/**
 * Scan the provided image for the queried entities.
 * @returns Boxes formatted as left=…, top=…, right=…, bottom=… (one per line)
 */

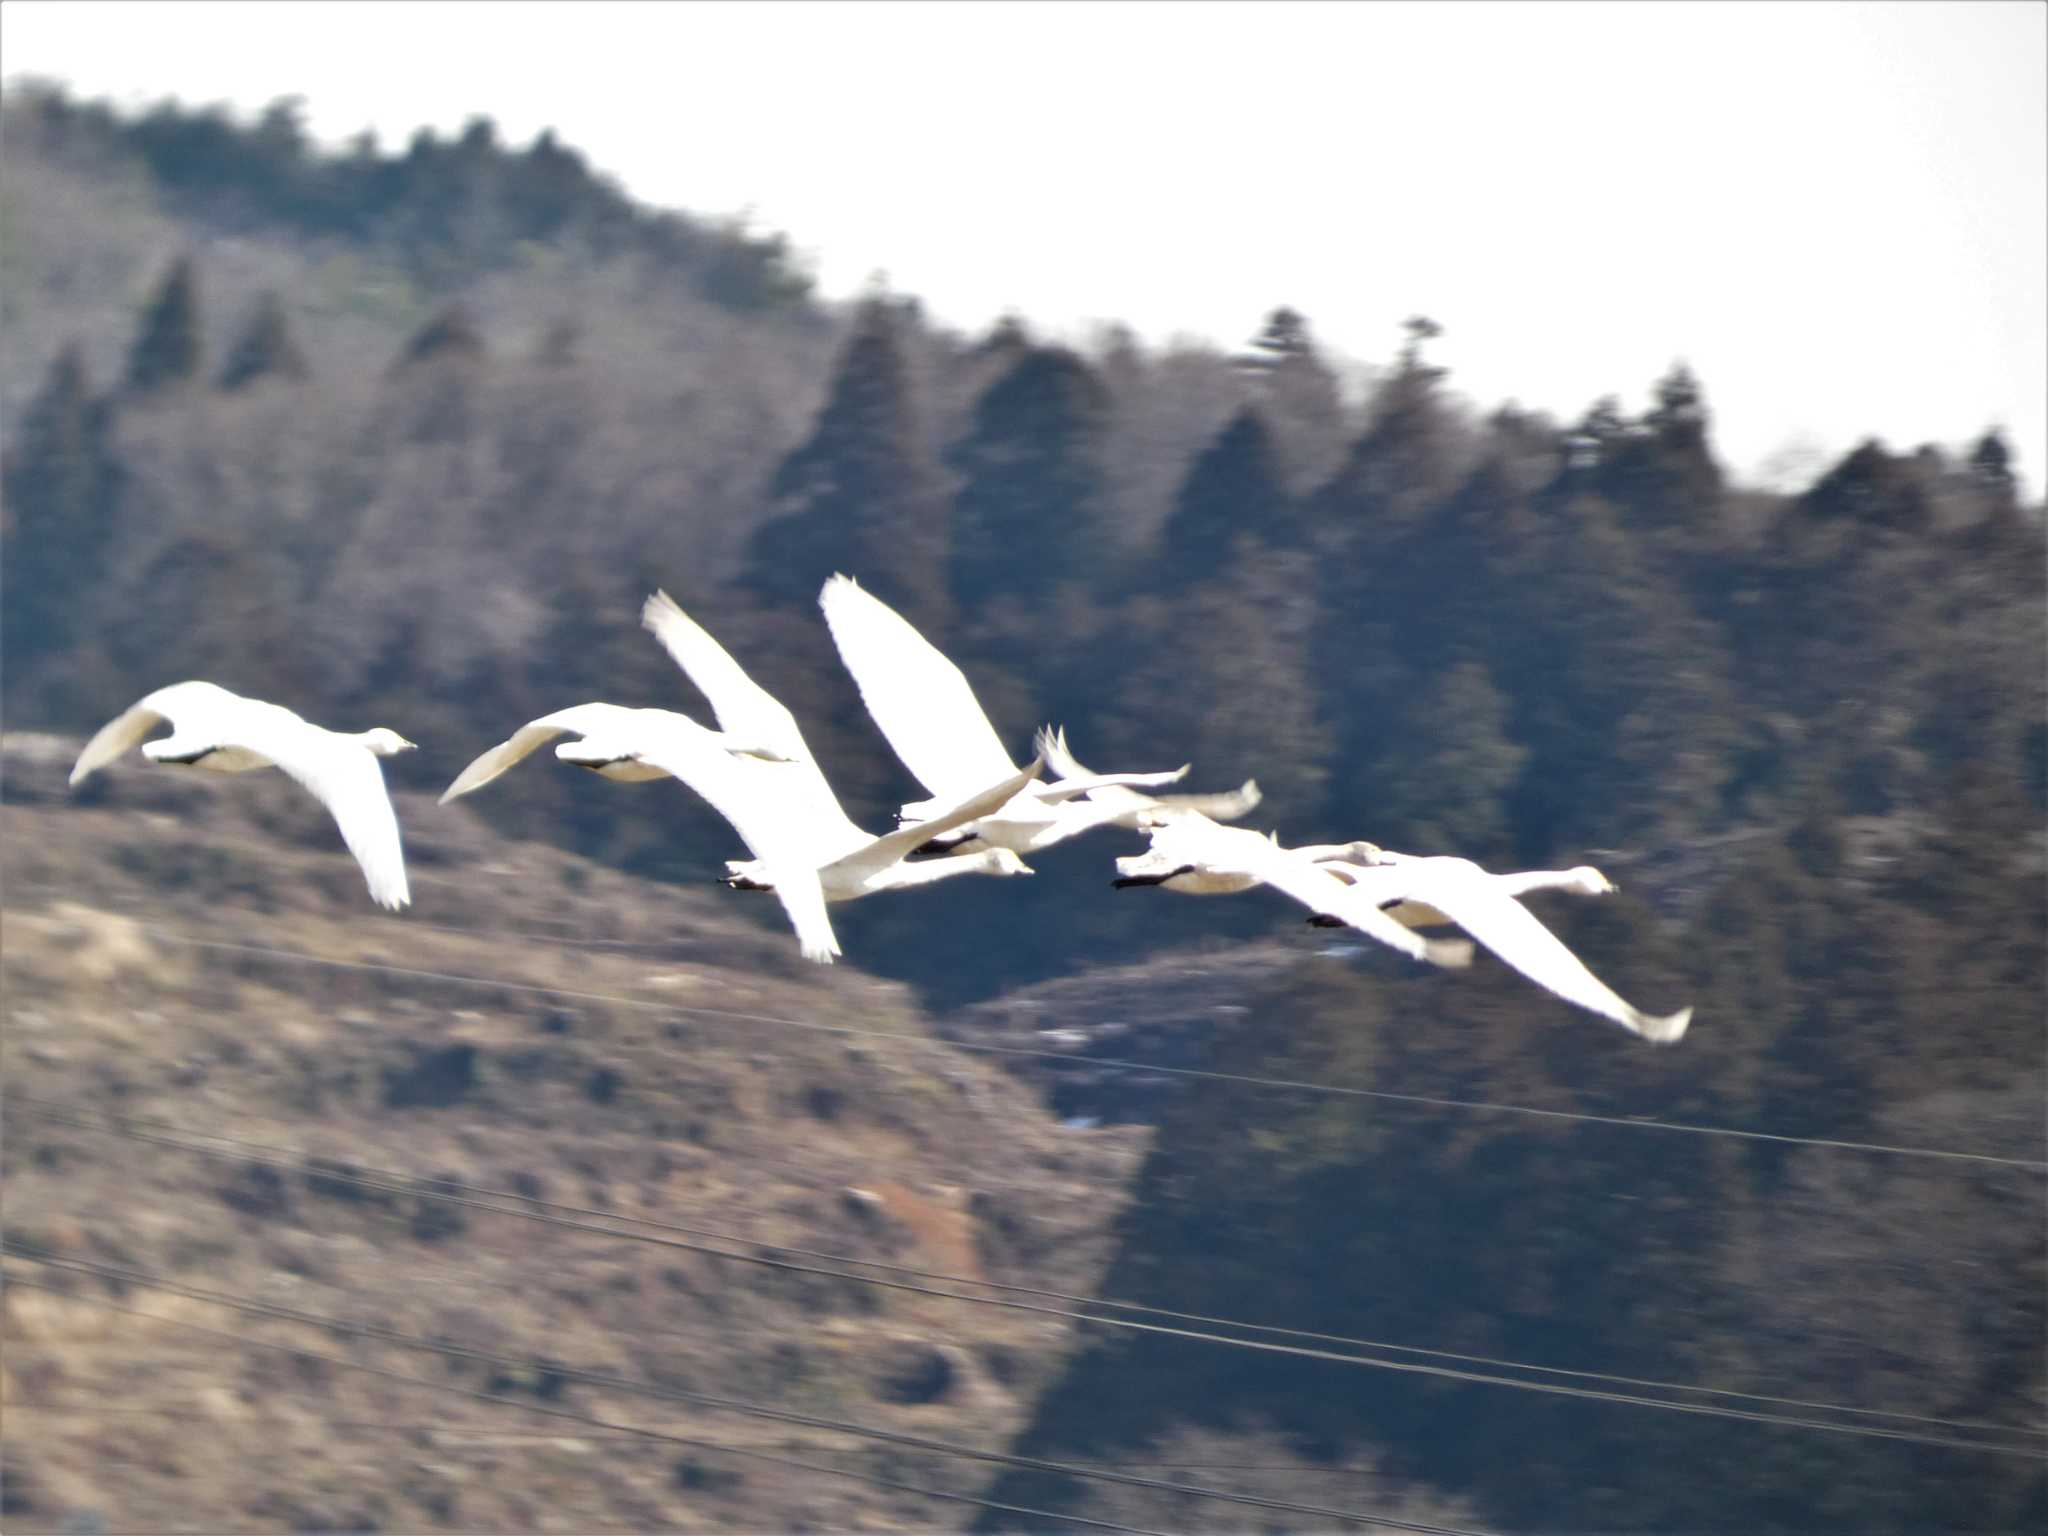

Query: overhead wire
left=16, top=1101, right=2044, bottom=1457
left=68, top=922, right=2041, bottom=1173
left=10, top=884, right=2039, bottom=1171
left=0, top=1253, right=1505, bottom=1536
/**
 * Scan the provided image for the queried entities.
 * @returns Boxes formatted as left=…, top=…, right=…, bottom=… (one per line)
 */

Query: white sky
left=5, top=0, right=2044, bottom=497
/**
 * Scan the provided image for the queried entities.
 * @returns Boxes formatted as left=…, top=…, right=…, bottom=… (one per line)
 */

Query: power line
left=30, top=1096, right=2042, bottom=1443
left=111, top=925, right=2045, bottom=1171
left=14, top=894, right=2039, bottom=1172
left=1, top=1253, right=1502, bottom=1536
left=19, top=1103, right=2044, bottom=1458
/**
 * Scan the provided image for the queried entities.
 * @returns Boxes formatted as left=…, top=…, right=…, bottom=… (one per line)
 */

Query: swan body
left=439, top=702, right=783, bottom=804
left=819, top=575, right=1252, bottom=854
left=1112, top=812, right=1474, bottom=969
left=630, top=590, right=1045, bottom=963
left=1319, top=853, right=1693, bottom=1043
left=69, top=680, right=416, bottom=910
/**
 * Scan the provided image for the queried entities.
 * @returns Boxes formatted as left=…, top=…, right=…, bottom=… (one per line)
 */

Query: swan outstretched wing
left=584, top=721, right=786, bottom=863
left=819, top=573, right=1016, bottom=800
left=642, top=592, right=805, bottom=760
left=641, top=591, right=862, bottom=846
left=598, top=722, right=845, bottom=962
left=219, top=709, right=411, bottom=910
left=772, top=868, right=840, bottom=964
left=1149, top=779, right=1263, bottom=823
left=70, top=680, right=241, bottom=784
left=440, top=703, right=655, bottom=803
left=1354, top=862, right=1690, bottom=1042
left=1244, top=842, right=1472, bottom=968
left=824, top=757, right=1045, bottom=885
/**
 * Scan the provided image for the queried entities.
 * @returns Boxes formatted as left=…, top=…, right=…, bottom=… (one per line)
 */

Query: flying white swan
left=438, top=702, right=787, bottom=804
left=1314, top=852, right=1694, bottom=1043
left=69, top=680, right=416, bottom=910
left=819, top=574, right=1259, bottom=853
left=1110, top=811, right=1475, bottom=969
left=625, top=590, right=1045, bottom=963
left=1035, top=722, right=1264, bottom=830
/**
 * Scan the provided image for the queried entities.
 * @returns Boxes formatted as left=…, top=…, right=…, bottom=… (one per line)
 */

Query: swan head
left=359, top=728, right=418, bottom=757
left=1338, top=840, right=1385, bottom=864
left=1565, top=866, right=1618, bottom=895
left=980, top=847, right=1034, bottom=877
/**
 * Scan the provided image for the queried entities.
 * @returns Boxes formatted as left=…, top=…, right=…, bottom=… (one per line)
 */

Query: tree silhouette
left=2, top=342, right=123, bottom=674
left=1966, top=428, right=2018, bottom=513
left=1238, top=307, right=1349, bottom=490
left=216, top=289, right=310, bottom=391
left=746, top=298, right=951, bottom=629
left=1154, top=406, right=1298, bottom=587
left=124, top=255, right=203, bottom=395
left=947, top=346, right=1111, bottom=608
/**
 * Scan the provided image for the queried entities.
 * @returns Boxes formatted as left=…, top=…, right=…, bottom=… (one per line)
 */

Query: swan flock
left=70, top=575, right=1693, bottom=1042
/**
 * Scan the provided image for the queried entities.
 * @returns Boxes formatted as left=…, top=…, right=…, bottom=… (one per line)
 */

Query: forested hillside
left=3, top=86, right=2042, bottom=1532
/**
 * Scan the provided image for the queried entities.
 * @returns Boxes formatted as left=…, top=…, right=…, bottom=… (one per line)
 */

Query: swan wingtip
left=1430, top=937, right=1477, bottom=969
left=1642, top=1006, right=1694, bottom=1044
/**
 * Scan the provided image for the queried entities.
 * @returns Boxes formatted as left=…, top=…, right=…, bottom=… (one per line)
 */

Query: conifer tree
left=215, top=290, right=309, bottom=391
left=387, top=304, right=487, bottom=443
left=974, top=313, right=1033, bottom=361
left=1237, top=307, right=1347, bottom=488
left=1156, top=407, right=1297, bottom=587
left=1965, top=428, right=2018, bottom=512
left=947, top=346, right=1110, bottom=607
left=1102, top=549, right=1332, bottom=813
left=1370, top=660, right=1527, bottom=856
left=1314, top=315, right=1461, bottom=548
left=746, top=299, right=950, bottom=628
left=2, top=344, right=123, bottom=673
left=1307, top=319, right=1467, bottom=809
left=393, top=303, right=485, bottom=371
left=1779, top=440, right=1935, bottom=566
left=1594, top=363, right=1726, bottom=543
left=124, top=255, right=203, bottom=395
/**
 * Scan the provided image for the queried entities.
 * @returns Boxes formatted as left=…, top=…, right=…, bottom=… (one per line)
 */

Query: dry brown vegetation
left=2, top=733, right=1163, bottom=1532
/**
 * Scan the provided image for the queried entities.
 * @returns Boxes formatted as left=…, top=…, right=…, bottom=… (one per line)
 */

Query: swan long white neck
left=1496, top=866, right=1611, bottom=898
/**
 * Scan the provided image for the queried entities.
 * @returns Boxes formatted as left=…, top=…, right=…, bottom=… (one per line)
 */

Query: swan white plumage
left=819, top=574, right=1260, bottom=853
left=438, top=702, right=786, bottom=805
left=1317, top=852, right=1694, bottom=1043
left=69, top=680, right=416, bottom=910
left=629, top=590, right=1045, bottom=963
left=1110, top=811, right=1475, bottom=969
left=1035, top=723, right=1266, bottom=831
